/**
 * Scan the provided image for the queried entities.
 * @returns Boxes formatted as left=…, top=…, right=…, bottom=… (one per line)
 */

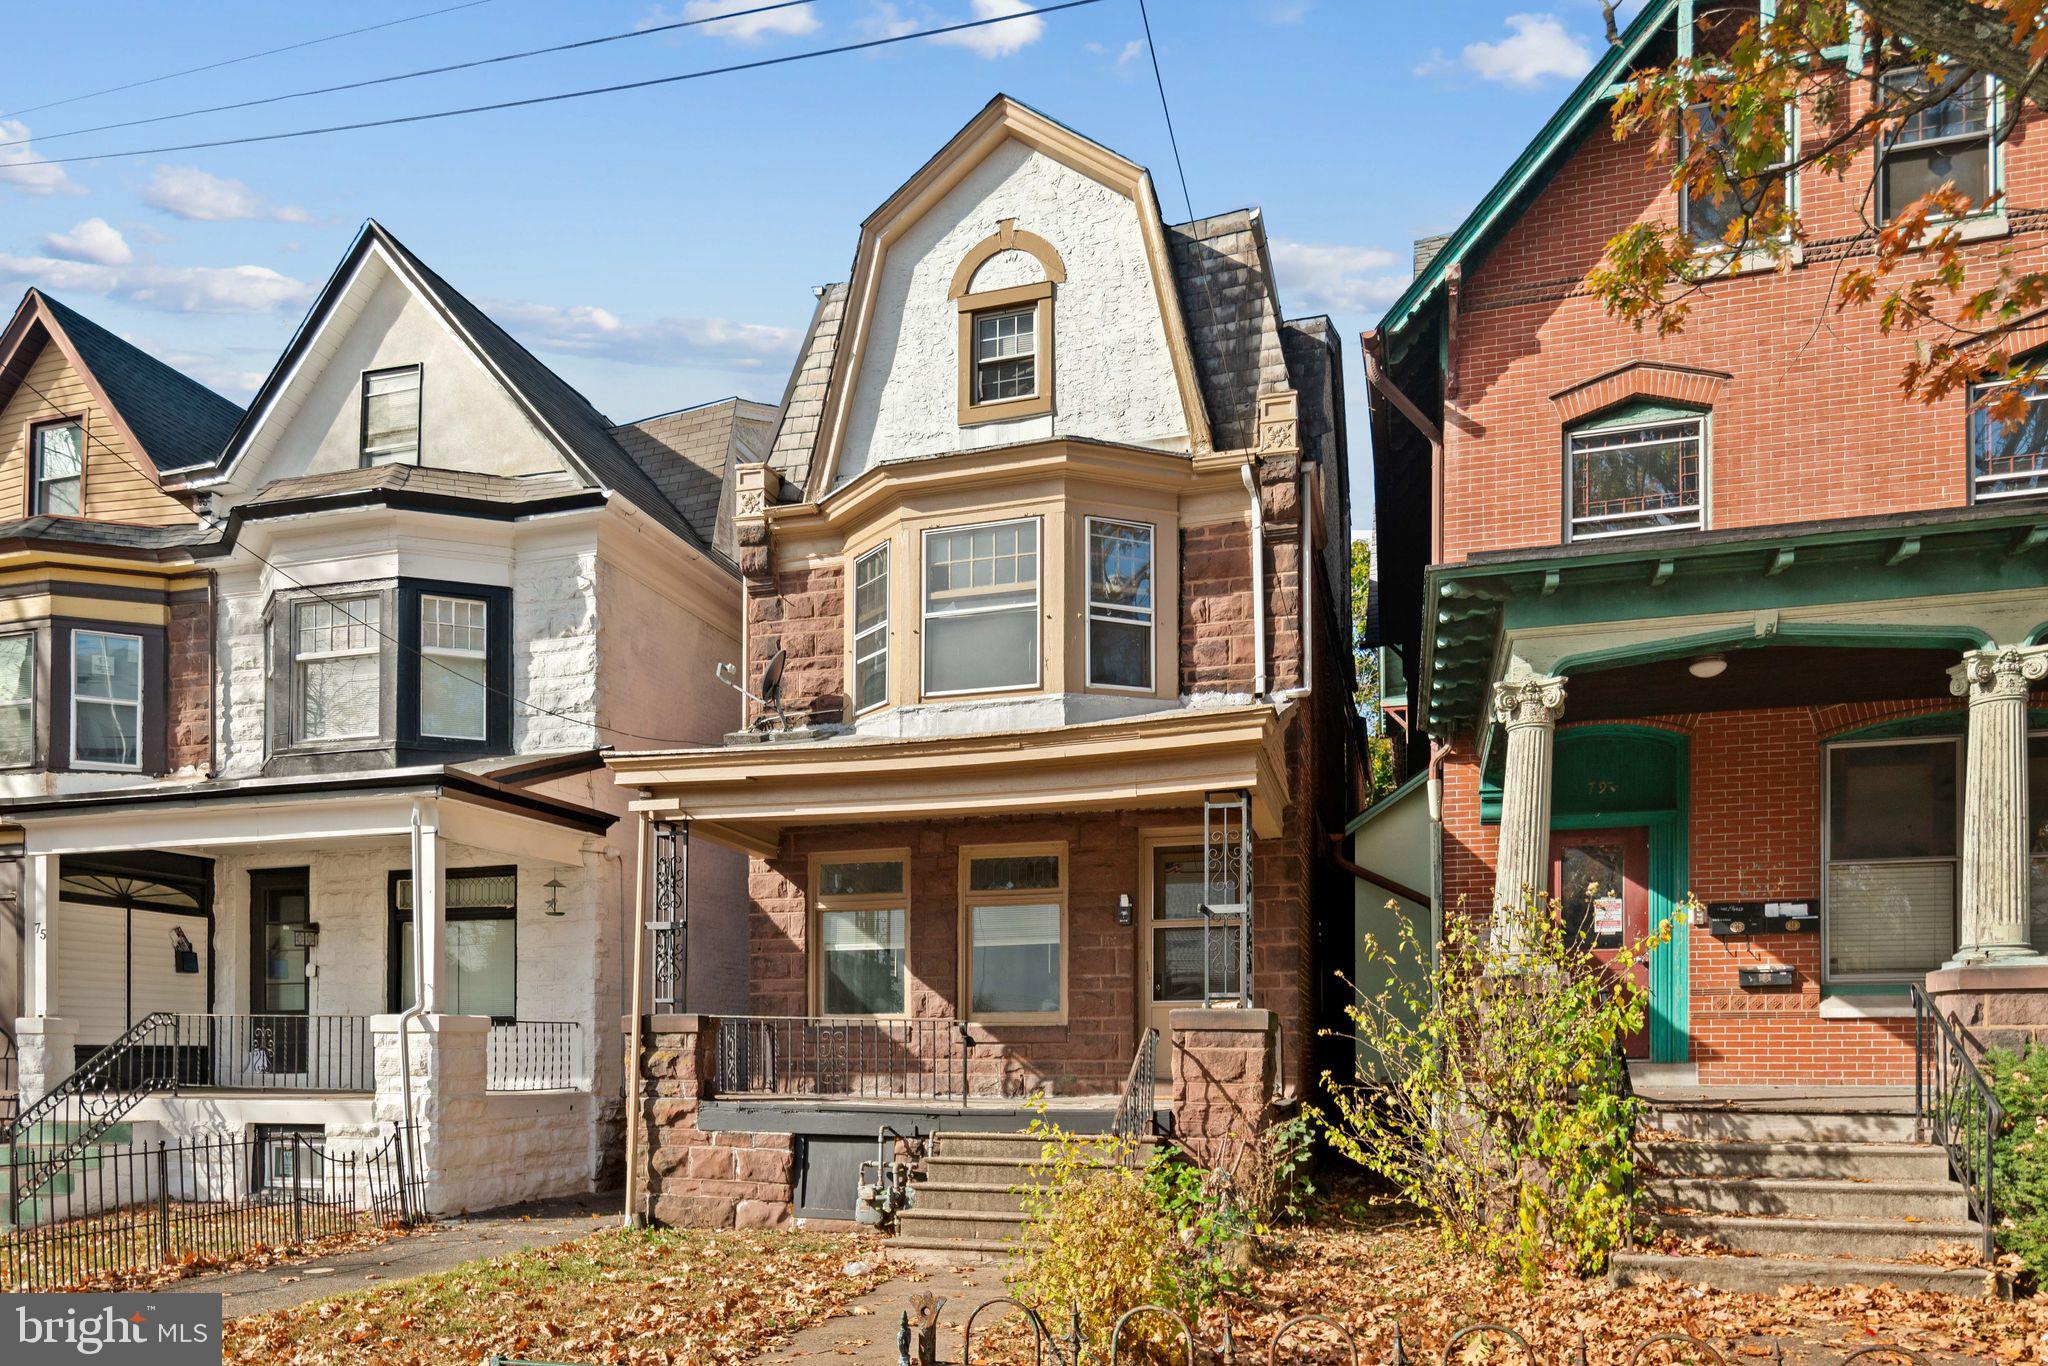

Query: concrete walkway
left=195, top=1191, right=620, bottom=1318
left=754, top=1255, right=1012, bottom=1364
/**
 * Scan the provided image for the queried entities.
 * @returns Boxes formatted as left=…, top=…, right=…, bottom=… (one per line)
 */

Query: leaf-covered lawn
left=223, top=1227, right=891, bottom=1365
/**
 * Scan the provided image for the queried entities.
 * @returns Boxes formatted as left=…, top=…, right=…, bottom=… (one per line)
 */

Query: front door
left=1139, top=841, right=1244, bottom=1070
left=248, top=869, right=311, bottom=1074
left=1547, top=828, right=1651, bottom=1059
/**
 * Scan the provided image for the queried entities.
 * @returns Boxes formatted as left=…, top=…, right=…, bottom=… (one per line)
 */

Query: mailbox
left=1738, top=965, right=1796, bottom=990
left=1763, top=902, right=1817, bottom=933
left=1707, top=900, right=1815, bottom=937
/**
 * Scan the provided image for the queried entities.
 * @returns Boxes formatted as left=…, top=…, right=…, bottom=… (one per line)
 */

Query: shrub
left=1317, top=889, right=1676, bottom=1289
left=1985, top=1044, right=2048, bottom=1280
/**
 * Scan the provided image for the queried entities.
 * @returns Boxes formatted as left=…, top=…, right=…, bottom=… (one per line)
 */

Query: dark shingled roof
left=767, top=284, right=847, bottom=492
left=610, top=397, right=774, bottom=558
left=248, top=465, right=587, bottom=506
left=0, top=516, right=207, bottom=552
left=30, top=292, right=244, bottom=473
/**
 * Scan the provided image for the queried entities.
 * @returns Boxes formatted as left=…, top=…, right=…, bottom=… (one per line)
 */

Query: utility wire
left=0, top=1, right=502, bottom=122
left=12, top=371, right=701, bottom=750
left=0, top=1, right=829, bottom=151
left=10, top=1, right=1105, bottom=168
left=1135, top=0, right=1194, bottom=222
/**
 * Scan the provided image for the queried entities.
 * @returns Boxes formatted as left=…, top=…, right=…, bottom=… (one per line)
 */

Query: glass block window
left=1880, top=69, right=1995, bottom=221
left=972, top=306, right=1037, bottom=404
left=71, top=630, right=141, bottom=768
left=922, top=519, right=1039, bottom=694
left=1969, top=379, right=2048, bottom=502
left=361, top=366, right=421, bottom=466
left=293, top=597, right=381, bottom=742
left=419, top=594, right=488, bottom=741
left=852, top=543, right=889, bottom=715
left=1087, top=518, right=1154, bottom=690
left=1567, top=415, right=1704, bottom=539
left=32, top=421, right=83, bottom=516
left=0, top=631, right=33, bottom=767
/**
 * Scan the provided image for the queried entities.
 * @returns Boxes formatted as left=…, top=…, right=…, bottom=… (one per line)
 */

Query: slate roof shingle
left=32, top=292, right=244, bottom=473
left=609, top=397, right=776, bottom=558
left=247, top=465, right=588, bottom=506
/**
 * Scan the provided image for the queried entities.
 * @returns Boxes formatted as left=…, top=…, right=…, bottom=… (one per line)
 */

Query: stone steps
left=1645, top=1176, right=1971, bottom=1222
left=1640, top=1139, right=1950, bottom=1182
left=1645, top=1105, right=1918, bottom=1145
left=892, top=1207, right=1032, bottom=1245
left=890, top=1129, right=1146, bottom=1256
left=1651, top=1212, right=1986, bottom=1261
left=1611, top=1251, right=2003, bottom=1297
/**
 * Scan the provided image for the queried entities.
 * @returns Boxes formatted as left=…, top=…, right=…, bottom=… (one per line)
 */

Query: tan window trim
left=808, top=849, right=912, bottom=1018
left=958, top=840, right=1068, bottom=1025
left=958, top=281, right=1055, bottom=427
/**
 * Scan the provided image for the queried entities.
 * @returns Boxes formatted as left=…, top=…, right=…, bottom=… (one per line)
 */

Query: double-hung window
left=293, top=597, right=381, bottom=742
left=1682, top=102, right=1795, bottom=253
left=419, top=594, right=488, bottom=741
left=1086, top=518, right=1154, bottom=691
left=1824, top=738, right=1959, bottom=979
left=922, top=519, right=1040, bottom=695
left=32, top=420, right=83, bottom=516
left=71, top=630, right=141, bottom=768
left=361, top=365, right=422, bottom=466
left=393, top=868, right=518, bottom=1022
left=813, top=855, right=908, bottom=1016
left=1880, top=68, right=1996, bottom=221
left=0, top=631, right=32, bottom=767
left=971, top=307, right=1037, bottom=405
left=1967, top=378, right=2048, bottom=501
left=1566, top=409, right=1705, bottom=540
left=963, top=845, right=1064, bottom=1020
left=852, top=544, right=889, bottom=715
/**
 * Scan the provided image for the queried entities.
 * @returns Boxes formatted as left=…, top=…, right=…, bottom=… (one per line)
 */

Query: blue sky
left=0, top=1, right=1638, bottom=518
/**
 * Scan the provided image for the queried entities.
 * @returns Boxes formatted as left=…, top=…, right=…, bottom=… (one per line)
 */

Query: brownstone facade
left=166, top=587, right=212, bottom=773
left=633, top=1014, right=796, bottom=1229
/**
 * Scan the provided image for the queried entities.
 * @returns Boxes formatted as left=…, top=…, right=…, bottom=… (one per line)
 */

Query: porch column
left=20, top=851, right=53, bottom=1016
left=1491, top=676, right=1567, bottom=933
left=413, top=801, right=447, bottom=1011
left=1948, top=644, right=2048, bottom=964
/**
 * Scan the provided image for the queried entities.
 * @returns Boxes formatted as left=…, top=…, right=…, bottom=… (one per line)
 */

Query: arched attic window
left=949, top=219, right=1066, bottom=427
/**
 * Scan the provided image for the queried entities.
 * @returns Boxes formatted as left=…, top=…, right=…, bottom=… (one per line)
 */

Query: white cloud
left=1263, top=1, right=1313, bottom=22
left=639, top=0, right=821, bottom=42
left=0, top=121, right=82, bottom=197
left=0, top=253, right=314, bottom=314
left=142, top=166, right=310, bottom=223
left=1269, top=239, right=1409, bottom=315
left=149, top=347, right=270, bottom=398
left=486, top=298, right=801, bottom=373
left=930, top=0, right=1045, bottom=59
left=1085, top=38, right=1144, bottom=76
left=43, top=218, right=132, bottom=266
left=857, top=2, right=920, bottom=40
left=1457, top=14, right=1594, bottom=87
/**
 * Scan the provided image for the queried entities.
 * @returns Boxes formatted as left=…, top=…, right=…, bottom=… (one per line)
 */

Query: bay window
left=922, top=518, right=1040, bottom=695
left=1880, top=69, right=1996, bottom=222
left=1566, top=407, right=1705, bottom=540
left=71, top=630, right=141, bottom=769
left=962, top=845, right=1064, bottom=1020
left=293, top=596, right=382, bottom=742
left=419, top=593, right=488, bottom=741
left=393, top=868, right=518, bottom=1022
left=0, top=631, right=32, bottom=767
left=32, top=420, right=83, bottom=516
left=852, top=544, right=889, bottom=714
left=1824, top=738, right=1959, bottom=979
left=813, top=855, right=907, bottom=1016
left=1086, top=518, right=1154, bottom=691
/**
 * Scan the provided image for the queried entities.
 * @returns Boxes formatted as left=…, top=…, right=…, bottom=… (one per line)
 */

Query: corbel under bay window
left=957, top=283, right=1053, bottom=425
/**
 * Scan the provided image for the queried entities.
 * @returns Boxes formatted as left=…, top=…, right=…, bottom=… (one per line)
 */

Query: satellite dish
left=715, top=648, right=792, bottom=732
left=760, top=648, right=786, bottom=705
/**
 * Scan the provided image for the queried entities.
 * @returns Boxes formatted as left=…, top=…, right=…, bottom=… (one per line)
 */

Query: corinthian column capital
left=1492, top=676, right=1567, bottom=729
left=1949, top=644, right=2048, bottom=703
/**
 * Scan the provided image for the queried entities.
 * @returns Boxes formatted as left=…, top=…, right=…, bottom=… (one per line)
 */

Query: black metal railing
left=487, top=1021, right=582, bottom=1092
left=2, top=1125, right=416, bottom=1290
left=163, top=1014, right=375, bottom=1093
left=0, top=1031, right=16, bottom=1131
left=707, top=1016, right=972, bottom=1101
left=1910, top=984, right=2003, bottom=1260
left=1110, top=1028, right=1158, bottom=1140
left=7, top=1013, right=185, bottom=1204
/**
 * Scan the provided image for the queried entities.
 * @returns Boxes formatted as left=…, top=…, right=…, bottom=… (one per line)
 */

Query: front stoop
left=888, top=1130, right=1151, bottom=1260
left=1625, top=1095, right=2001, bottom=1299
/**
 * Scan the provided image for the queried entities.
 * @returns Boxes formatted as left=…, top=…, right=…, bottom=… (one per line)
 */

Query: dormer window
left=973, top=307, right=1037, bottom=403
left=950, top=221, right=1064, bottom=427
left=361, top=365, right=421, bottom=466
left=32, top=420, right=83, bottom=516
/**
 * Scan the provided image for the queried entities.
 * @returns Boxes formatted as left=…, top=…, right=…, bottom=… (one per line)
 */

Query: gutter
left=189, top=487, right=608, bottom=559
left=1327, top=830, right=1429, bottom=907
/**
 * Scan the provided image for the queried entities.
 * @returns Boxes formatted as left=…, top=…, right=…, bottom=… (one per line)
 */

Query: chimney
left=1412, top=233, right=1453, bottom=279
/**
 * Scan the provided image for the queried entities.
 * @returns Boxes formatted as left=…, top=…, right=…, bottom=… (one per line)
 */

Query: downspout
left=204, top=568, right=219, bottom=779
left=1300, top=470, right=1313, bottom=694
left=621, top=811, right=651, bottom=1229
left=1240, top=463, right=1268, bottom=699
left=395, top=799, right=429, bottom=1186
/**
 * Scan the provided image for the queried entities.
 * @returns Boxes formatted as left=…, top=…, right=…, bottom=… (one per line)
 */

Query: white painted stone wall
left=835, top=140, right=1189, bottom=485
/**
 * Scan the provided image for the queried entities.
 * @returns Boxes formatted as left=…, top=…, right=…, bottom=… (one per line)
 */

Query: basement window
left=1565, top=405, right=1706, bottom=540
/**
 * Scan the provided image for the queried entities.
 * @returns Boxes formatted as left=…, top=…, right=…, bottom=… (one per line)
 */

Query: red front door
left=1548, top=827, right=1651, bottom=1059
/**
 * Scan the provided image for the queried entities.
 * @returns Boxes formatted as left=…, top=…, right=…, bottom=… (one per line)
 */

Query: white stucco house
left=6, top=223, right=752, bottom=1216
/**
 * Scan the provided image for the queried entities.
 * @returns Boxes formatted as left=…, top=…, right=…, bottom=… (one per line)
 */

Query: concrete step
left=12, top=1121, right=134, bottom=1146
left=893, top=1207, right=1033, bottom=1244
left=886, top=1236, right=1013, bottom=1264
left=1612, top=1251, right=2003, bottom=1298
left=1654, top=1213, right=1985, bottom=1261
left=1640, top=1140, right=1951, bottom=1183
left=1646, top=1177, right=1971, bottom=1222
left=1646, top=1106, right=1918, bottom=1144
left=910, top=1181, right=1031, bottom=1215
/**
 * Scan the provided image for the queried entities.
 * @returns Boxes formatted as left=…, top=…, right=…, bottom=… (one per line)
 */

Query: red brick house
left=1365, top=0, right=2048, bottom=1090
left=606, top=97, right=1360, bottom=1235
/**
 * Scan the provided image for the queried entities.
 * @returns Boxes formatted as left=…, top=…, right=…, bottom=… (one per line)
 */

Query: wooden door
left=1548, top=827, right=1651, bottom=1059
left=248, top=869, right=311, bottom=1073
left=1139, top=841, right=1244, bottom=1074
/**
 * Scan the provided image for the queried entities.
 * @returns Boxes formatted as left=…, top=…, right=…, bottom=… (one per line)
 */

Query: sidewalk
left=754, top=1255, right=1011, bottom=1364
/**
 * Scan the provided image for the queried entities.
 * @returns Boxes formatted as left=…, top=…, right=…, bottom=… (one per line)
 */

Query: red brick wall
left=165, top=588, right=211, bottom=773
left=1444, top=82, right=2048, bottom=561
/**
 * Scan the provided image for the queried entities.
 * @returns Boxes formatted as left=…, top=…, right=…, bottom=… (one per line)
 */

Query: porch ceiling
left=607, top=702, right=1291, bottom=857
left=1565, top=644, right=1960, bottom=722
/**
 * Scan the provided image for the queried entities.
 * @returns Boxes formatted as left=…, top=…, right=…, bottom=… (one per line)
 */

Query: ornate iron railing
left=706, top=1015, right=971, bottom=1101
left=0, top=1030, right=15, bottom=1131
left=7, top=1013, right=183, bottom=1209
left=487, top=1021, right=582, bottom=1092
left=1109, top=1028, right=1158, bottom=1140
left=1910, top=984, right=2002, bottom=1261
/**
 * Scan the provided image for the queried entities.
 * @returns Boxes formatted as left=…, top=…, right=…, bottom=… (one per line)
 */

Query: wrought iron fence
left=1909, top=984, right=2001, bottom=1260
left=1110, top=1028, right=1158, bottom=1140
left=707, top=1015, right=971, bottom=1101
left=2, top=1125, right=415, bottom=1291
left=487, top=1021, right=582, bottom=1092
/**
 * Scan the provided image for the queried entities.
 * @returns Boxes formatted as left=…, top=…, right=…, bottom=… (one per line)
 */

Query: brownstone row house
left=607, top=97, right=1362, bottom=1242
left=1362, top=0, right=2046, bottom=1288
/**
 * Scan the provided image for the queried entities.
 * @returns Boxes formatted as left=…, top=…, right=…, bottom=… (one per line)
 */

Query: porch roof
left=606, top=702, right=1291, bottom=857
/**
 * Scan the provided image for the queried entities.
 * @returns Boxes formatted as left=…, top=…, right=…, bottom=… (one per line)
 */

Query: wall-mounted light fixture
left=544, top=877, right=566, bottom=917
left=291, top=922, right=321, bottom=948
left=1116, top=893, right=1133, bottom=926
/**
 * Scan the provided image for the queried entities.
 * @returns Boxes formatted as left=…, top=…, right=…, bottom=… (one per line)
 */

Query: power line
left=12, top=371, right=701, bottom=750
left=1135, top=0, right=1194, bottom=222
left=0, top=1, right=830, bottom=152
left=9, top=0, right=1105, bottom=168
left=0, top=1, right=502, bottom=123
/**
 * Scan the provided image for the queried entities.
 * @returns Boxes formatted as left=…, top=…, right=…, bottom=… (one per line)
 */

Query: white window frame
left=971, top=305, right=1039, bottom=405
left=1680, top=102, right=1799, bottom=255
left=1966, top=376, right=2048, bottom=504
left=959, top=841, right=1068, bottom=1025
left=851, top=542, right=890, bottom=716
left=1820, top=734, right=1963, bottom=984
left=1084, top=516, right=1156, bottom=693
left=360, top=364, right=422, bottom=468
left=1564, top=413, right=1708, bottom=542
left=919, top=516, right=1043, bottom=698
left=418, top=592, right=489, bottom=741
left=809, top=850, right=911, bottom=1019
left=0, top=629, right=34, bottom=769
left=1878, top=68, right=2001, bottom=224
left=291, top=596, right=382, bottom=744
left=69, top=629, right=142, bottom=772
left=31, top=419, right=84, bottom=517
